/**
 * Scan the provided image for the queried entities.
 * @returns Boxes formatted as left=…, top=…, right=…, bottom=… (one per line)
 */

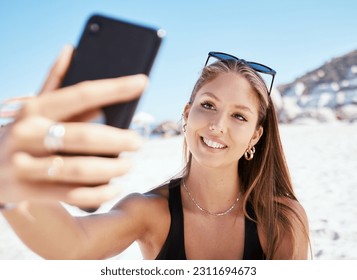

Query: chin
left=191, top=154, right=238, bottom=171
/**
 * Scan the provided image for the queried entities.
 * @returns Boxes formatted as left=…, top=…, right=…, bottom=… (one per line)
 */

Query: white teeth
left=202, top=137, right=226, bottom=149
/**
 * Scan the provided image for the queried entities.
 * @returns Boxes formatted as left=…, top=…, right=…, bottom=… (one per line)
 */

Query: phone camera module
left=89, top=23, right=100, bottom=33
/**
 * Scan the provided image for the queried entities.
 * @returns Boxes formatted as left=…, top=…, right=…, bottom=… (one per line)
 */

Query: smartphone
left=61, top=14, right=164, bottom=128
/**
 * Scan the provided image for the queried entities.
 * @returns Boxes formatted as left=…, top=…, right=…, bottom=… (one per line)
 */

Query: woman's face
left=184, top=72, right=263, bottom=169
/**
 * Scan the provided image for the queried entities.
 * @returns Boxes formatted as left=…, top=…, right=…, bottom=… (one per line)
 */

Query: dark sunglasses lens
left=211, top=53, right=237, bottom=62
left=247, top=62, right=273, bottom=74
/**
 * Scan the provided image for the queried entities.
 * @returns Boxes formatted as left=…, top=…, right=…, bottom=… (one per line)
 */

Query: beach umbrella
left=132, top=111, right=155, bottom=125
left=132, top=111, right=155, bottom=136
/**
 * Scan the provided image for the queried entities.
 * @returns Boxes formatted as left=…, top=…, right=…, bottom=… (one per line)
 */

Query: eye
left=232, top=113, right=247, bottom=122
left=201, top=101, right=215, bottom=110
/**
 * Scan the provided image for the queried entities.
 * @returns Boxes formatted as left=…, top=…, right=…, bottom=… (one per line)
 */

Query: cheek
left=230, top=126, right=257, bottom=152
left=231, top=133, right=249, bottom=153
left=186, top=106, right=208, bottom=130
left=184, top=108, right=207, bottom=150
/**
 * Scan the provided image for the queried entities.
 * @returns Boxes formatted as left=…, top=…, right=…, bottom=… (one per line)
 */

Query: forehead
left=195, top=72, right=260, bottom=108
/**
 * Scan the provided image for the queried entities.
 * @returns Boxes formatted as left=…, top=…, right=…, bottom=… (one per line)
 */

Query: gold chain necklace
left=182, top=179, right=240, bottom=217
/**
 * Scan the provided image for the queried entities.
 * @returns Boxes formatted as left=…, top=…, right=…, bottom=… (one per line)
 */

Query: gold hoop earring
left=183, top=123, right=187, bottom=133
left=244, top=146, right=255, bottom=161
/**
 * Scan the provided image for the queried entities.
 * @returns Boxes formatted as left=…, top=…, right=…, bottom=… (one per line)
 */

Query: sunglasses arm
left=269, top=74, right=275, bottom=95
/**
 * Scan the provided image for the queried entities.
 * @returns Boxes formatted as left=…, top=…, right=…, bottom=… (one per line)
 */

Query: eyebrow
left=201, top=91, right=254, bottom=114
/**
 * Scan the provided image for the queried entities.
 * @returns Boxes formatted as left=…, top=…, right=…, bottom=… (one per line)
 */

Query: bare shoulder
left=274, top=196, right=310, bottom=259
left=145, top=183, right=170, bottom=200
left=111, top=184, right=169, bottom=211
left=109, top=184, right=171, bottom=257
left=277, top=196, right=308, bottom=226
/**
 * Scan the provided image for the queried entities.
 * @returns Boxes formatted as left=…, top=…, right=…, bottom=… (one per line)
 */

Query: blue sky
left=1, top=0, right=357, bottom=123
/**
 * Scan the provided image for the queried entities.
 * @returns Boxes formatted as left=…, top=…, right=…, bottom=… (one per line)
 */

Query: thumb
left=39, top=45, right=74, bottom=95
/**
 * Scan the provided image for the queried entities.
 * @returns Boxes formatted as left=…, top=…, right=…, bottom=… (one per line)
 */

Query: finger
left=0, top=96, right=33, bottom=119
left=69, top=108, right=101, bottom=122
left=61, top=184, right=122, bottom=207
left=21, top=74, right=148, bottom=121
left=11, top=118, right=143, bottom=155
left=10, top=116, right=52, bottom=155
left=62, top=123, right=143, bottom=155
left=22, top=183, right=122, bottom=208
left=13, top=153, right=134, bottom=185
left=39, top=45, right=74, bottom=94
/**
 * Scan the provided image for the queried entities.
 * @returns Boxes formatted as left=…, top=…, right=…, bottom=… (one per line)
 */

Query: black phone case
left=61, top=14, right=163, bottom=128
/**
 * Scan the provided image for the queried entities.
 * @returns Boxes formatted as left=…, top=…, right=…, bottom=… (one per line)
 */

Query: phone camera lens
left=89, top=23, right=100, bottom=33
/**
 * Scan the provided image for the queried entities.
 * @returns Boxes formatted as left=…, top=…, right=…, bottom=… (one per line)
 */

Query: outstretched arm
left=0, top=46, right=149, bottom=259
left=3, top=193, right=150, bottom=259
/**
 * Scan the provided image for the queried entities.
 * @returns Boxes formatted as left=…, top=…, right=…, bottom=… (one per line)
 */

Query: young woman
left=1, top=48, right=309, bottom=259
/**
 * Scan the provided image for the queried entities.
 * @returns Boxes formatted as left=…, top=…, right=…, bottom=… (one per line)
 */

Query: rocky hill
left=273, top=49, right=357, bottom=123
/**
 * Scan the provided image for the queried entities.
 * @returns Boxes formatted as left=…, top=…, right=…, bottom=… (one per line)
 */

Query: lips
left=201, top=137, right=227, bottom=149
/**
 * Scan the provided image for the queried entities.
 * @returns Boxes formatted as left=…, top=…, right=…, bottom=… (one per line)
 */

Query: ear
left=250, top=126, right=263, bottom=147
left=183, top=103, right=191, bottom=122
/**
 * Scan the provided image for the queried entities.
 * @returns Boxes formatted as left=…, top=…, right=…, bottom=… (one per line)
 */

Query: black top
left=155, top=178, right=266, bottom=260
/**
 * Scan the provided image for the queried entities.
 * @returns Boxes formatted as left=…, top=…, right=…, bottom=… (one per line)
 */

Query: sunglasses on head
left=205, top=51, right=276, bottom=95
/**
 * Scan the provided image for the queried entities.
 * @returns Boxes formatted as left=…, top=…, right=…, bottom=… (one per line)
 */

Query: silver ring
left=44, top=123, right=66, bottom=152
left=47, top=156, right=64, bottom=178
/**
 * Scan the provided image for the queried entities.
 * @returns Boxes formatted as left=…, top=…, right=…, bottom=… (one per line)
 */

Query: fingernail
left=131, top=74, right=149, bottom=89
left=60, top=44, right=73, bottom=58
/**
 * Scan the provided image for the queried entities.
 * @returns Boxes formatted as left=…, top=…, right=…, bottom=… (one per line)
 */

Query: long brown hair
left=182, top=60, right=309, bottom=259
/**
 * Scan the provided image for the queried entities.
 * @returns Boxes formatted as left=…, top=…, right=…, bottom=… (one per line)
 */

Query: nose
left=208, top=113, right=227, bottom=134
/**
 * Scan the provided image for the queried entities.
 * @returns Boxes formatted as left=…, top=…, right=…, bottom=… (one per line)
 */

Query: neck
left=184, top=159, right=241, bottom=214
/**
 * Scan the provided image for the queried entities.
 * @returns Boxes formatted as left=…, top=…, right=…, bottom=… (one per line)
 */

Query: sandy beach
left=1, top=122, right=356, bottom=260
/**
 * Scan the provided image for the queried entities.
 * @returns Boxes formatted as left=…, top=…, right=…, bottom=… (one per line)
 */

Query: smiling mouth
left=201, top=137, right=227, bottom=149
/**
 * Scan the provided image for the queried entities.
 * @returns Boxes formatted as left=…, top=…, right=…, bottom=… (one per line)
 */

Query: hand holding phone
left=60, top=14, right=164, bottom=211
left=0, top=15, right=161, bottom=211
